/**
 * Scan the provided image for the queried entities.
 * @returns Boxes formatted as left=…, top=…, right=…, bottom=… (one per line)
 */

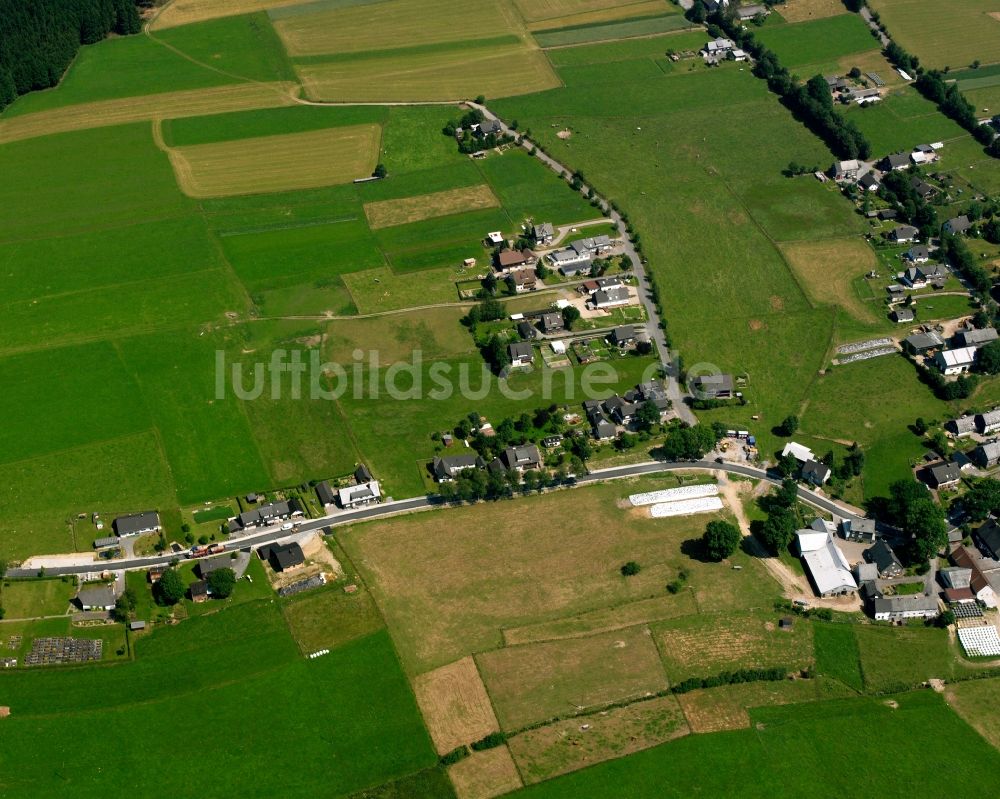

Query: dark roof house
left=315, top=481, right=336, bottom=506
left=113, top=511, right=161, bottom=537
left=865, top=540, right=904, bottom=578
left=268, top=542, right=305, bottom=572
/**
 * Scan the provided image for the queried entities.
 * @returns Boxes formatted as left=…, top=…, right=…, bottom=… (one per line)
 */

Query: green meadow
left=754, top=13, right=877, bottom=71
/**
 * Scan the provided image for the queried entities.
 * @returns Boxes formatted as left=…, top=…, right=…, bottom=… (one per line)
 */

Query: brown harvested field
left=676, top=676, right=855, bottom=733
left=338, top=479, right=777, bottom=673
left=503, top=594, right=697, bottom=646
left=652, top=611, right=815, bottom=683
left=777, top=0, right=848, bottom=23
left=364, top=186, right=500, bottom=229
left=296, top=44, right=560, bottom=103
left=281, top=583, right=384, bottom=654
left=780, top=238, right=879, bottom=322
left=508, top=695, right=688, bottom=784
left=945, top=677, right=1000, bottom=751
left=275, top=0, right=518, bottom=57
left=150, top=0, right=305, bottom=29
left=519, top=0, right=670, bottom=30
left=166, top=124, right=381, bottom=198
left=476, top=626, right=669, bottom=730
left=324, top=307, right=475, bottom=364
left=448, top=746, right=523, bottom=799
left=413, top=657, right=501, bottom=755
left=0, top=82, right=297, bottom=145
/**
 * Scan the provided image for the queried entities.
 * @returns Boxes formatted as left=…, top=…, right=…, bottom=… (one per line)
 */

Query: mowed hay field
left=945, top=677, right=1000, bottom=751
left=166, top=124, right=382, bottom=197
left=296, top=43, right=560, bottom=102
left=508, top=695, right=688, bottom=785
left=780, top=238, right=879, bottom=323
left=152, top=0, right=307, bottom=29
left=413, top=656, right=501, bottom=754
left=477, top=626, right=669, bottom=730
left=652, top=612, right=815, bottom=682
left=364, top=185, right=500, bottom=228
left=775, top=0, right=848, bottom=23
left=867, top=0, right=1000, bottom=69
left=338, top=478, right=779, bottom=673
left=517, top=0, right=673, bottom=31
left=448, top=747, right=524, bottom=799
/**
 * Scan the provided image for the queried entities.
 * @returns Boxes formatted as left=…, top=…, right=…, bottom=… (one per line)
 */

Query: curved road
left=8, top=460, right=863, bottom=578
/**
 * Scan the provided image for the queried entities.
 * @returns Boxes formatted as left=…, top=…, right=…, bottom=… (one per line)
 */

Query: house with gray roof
left=690, top=373, right=734, bottom=399
left=890, top=308, right=915, bottom=324
left=859, top=172, right=880, bottom=192
left=113, top=511, right=161, bottom=538
left=927, top=461, right=961, bottom=490
left=976, top=409, right=1000, bottom=435
left=433, top=454, right=485, bottom=482
left=592, top=286, right=631, bottom=309
left=977, top=519, right=1000, bottom=560
left=532, top=222, right=554, bottom=245
left=943, top=215, right=972, bottom=235
left=947, top=414, right=977, bottom=437
left=903, top=244, right=930, bottom=263
left=841, top=518, right=876, bottom=543
left=539, top=312, right=564, bottom=333
left=498, top=444, right=542, bottom=472
left=880, top=152, right=911, bottom=171
left=338, top=480, right=381, bottom=509
left=865, top=540, right=903, bottom=578
left=608, top=325, right=637, bottom=348
left=593, top=418, right=617, bottom=441
left=509, top=341, right=534, bottom=368
left=972, top=440, right=1000, bottom=469
left=902, top=331, right=943, bottom=355
left=939, top=567, right=972, bottom=590
left=315, top=480, right=336, bottom=507
left=889, top=224, right=919, bottom=243
left=872, top=594, right=939, bottom=622
left=801, top=459, right=831, bottom=486
left=737, top=3, right=768, bottom=19
left=955, top=327, right=998, bottom=348
left=75, top=584, right=118, bottom=612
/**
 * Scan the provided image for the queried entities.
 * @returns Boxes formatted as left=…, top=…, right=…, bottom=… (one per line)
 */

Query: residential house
left=701, top=37, right=735, bottom=56
left=943, top=215, right=972, bottom=236
left=972, top=440, right=1000, bottom=468
left=933, top=346, right=977, bottom=376
left=593, top=418, right=617, bottom=441
left=338, top=481, right=381, bottom=509
left=841, top=517, right=877, bottom=544
left=516, top=320, right=539, bottom=340
left=510, top=269, right=537, bottom=293
left=976, top=409, right=1000, bottom=435
left=872, top=594, right=939, bottom=622
left=977, top=519, right=1000, bottom=560
left=494, top=249, right=535, bottom=275
left=865, top=540, right=904, bottom=578
left=737, top=3, right=768, bottom=19
left=591, top=286, right=631, bottom=309
left=604, top=395, right=638, bottom=425
left=432, top=454, right=485, bottom=482
left=796, top=530, right=858, bottom=596
left=801, top=459, right=832, bottom=486
left=532, top=222, right=554, bottom=246
left=229, top=499, right=303, bottom=532
left=950, top=546, right=998, bottom=608
left=703, top=0, right=729, bottom=12
left=498, top=444, right=542, bottom=472
left=889, top=224, right=919, bottom=243
left=891, top=308, right=915, bottom=324
left=877, top=208, right=898, bottom=220
left=265, top=542, right=305, bottom=573
left=475, top=119, right=502, bottom=138
left=902, top=331, right=943, bottom=355
left=858, top=172, right=880, bottom=192
left=486, top=231, right=504, bottom=246
left=954, top=327, right=998, bottom=348
left=354, top=464, right=373, bottom=484
left=880, top=152, right=911, bottom=171
left=608, top=325, right=637, bottom=348
left=947, top=414, right=977, bottom=437
left=827, top=76, right=851, bottom=93
left=728, top=48, right=748, bottom=62
left=927, top=461, right=962, bottom=490
left=113, top=511, right=161, bottom=538
left=315, top=480, right=336, bottom=507
left=509, top=341, right=534, bottom=368
left=903, top=244, right=930, bottom=263
left=691, top=373, right=735, bottom=399
left=833, top=159, right=860, bottom=181
left=910, top=177, right=936, bottom=199
left=198, top=555, right=231, bottom=580
left=539, top=312, right=564, bottom=333
left=75, top=584, right=118, bottom=612
left=189, top=580, right=209, bottom=603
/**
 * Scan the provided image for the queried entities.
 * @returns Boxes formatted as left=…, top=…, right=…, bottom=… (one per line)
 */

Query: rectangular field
left=754, top=13, right=877, bottom=70
left=167, top=124, right=382, bottom=197
left=533, top=14, right=692, bottom=46
left=0, top=579, right=75, bottom=619
left=779, top=238, right=879, bottom=323
left=945, top=677, right=1000, bottom=751
left=477, top=626, right=669, bottom=730
left=413, top=656, right=501, bottom=754
left=364, top=185, right=500, bottom=229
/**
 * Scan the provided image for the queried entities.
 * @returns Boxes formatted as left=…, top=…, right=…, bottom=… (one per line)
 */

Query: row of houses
left=432, top=443, right=544, bottom=482
left=315, top=464, right=381, bottom=510
left=227, top=499, right=303, bottom=533
left=583, top=381, right=670, bottom=441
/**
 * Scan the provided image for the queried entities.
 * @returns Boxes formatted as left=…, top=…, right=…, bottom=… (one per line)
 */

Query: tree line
left=0, top=0, right=143, bottom=111
left=700, top=8, right=872, bottom=159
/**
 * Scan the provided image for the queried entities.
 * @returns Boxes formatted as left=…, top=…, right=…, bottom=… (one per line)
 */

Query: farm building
left=75, top=584, right=118, bottom=612
left=865, top=540, right=904, bottom=578
left=432, top=454, right=485, bottom=481
left=737, top=3, right=768, bottom=19
left=338, top=480, right=381, bottom=509
left=902, top=331, right=943, bottom=355
left=933, top=347, right=976, bottom=376
left=976, top=409, right=1000, bottom=435
left=943, top=587, right=976, bottom=604
left=841, top=517, right=876, bottom=544
left=833, top=159, right=860, bottom=181
left=954, top=327, right=998, bottom=348
left=872, top=594, right=938, bottom=622
left=93, top=536, right=118, bottom=549
left=972, top=440, right=1000, bottom=468
left=509, top=341, right=533, bottom=368
left=854, top=562, right=879, bottom=583
left=951, top=546, right=999, bottom=608
left=939, top=566, right=972, bottom=590
left=796, top=530, right=857, bottom=597
left=113, top=511, right=161, bottom=538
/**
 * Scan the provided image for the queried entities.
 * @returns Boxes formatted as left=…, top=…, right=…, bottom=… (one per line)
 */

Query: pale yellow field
left=508, top=696, right=688, bottom=784
left=413, top=657, right=501, bottom=755
left=777, top=0, right=848, bottom=23
left=297, top=44, right=560, bottom=102
left=275, top=0, right=519, bottom=57
left=526, top=1, right=672, bottom=31
left=476, top=626, right=669, bottom=730
left=780, top=238, right=879, bottom=323
left=448, top=747, right=523, bottom=799
left=0, top=82, right=297, bottom=145
left=150, top=0, right=307, bottom=30
left=516, top=0, right=670, bottom=29
left=868, top=0, right=1000, bottom=69
left=166, top=123, right=381, bottom=198
left=364, top=185, right=499, bottom=229
left=324, top=307, right=474, bottom=364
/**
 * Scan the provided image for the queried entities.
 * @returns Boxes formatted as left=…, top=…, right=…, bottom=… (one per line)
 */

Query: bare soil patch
left=413, top=657, right=500, bottom=755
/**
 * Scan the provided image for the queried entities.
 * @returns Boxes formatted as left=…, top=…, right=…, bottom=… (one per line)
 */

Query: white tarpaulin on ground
left=630, top=484, right=718, bottom=507
left=958, top=626, right=1000, bottom=657
left=650, top=497, right=724, bottom=517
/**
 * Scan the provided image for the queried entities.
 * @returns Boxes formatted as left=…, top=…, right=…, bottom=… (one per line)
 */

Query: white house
left=338, top=481, right=381, bottom=509
left=872, top=594, right=939, bottom=622
left=933, top=346, right=977, bottom=376
left=782, top=441, right=815, bottom=463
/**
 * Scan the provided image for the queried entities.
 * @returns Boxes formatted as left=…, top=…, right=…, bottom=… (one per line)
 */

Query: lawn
left=509, top=691, right=1000, bottom=797
left=0, top=606, right=435, bottom=798
left=867, top=0, right=1000, bottom=70
left=0, top=578, right=75, bottom=619
left=854, top=623, right=983, bottom=693
left=812, top=621, right=864, bottom=691
left=338, top=477, right=776, bottom=673
left=281, top=581, right=385, bottom=653
left=844, top=88, right=970, bottom=156
left=754, top=13, right=876, bottom=70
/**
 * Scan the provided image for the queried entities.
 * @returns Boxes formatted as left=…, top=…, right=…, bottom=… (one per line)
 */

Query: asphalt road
left=8, top=460, right=864, bottom=578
